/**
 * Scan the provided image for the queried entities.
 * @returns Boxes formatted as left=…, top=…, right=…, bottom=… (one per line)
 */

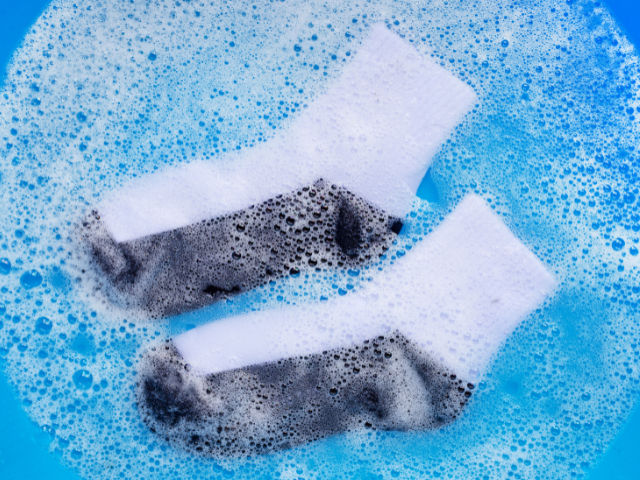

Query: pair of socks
left=80, top=24, right=555, bottom=457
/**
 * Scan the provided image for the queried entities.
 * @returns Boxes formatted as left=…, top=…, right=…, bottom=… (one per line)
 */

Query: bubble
left=148, top=52, right=157, bottom=61
left=0, top=258, right=10, bottom=275
left=72, top=370, right=94, bottom=391
left=612, top=238, right=625, bottom=251
left=34, top=424, right=56, bottom=447
left=35, top=317, right=53, bottom=335
left=138, top=332, right=468, bottom=457
left=20, top=270, right=43, bottom=289
left=501, top=39, right=509, bottom=47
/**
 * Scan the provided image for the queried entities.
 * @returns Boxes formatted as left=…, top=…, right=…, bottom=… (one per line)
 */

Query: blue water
left=1, top=0, right=639, bottom=479
left=0, top=2, right=83, bottom=477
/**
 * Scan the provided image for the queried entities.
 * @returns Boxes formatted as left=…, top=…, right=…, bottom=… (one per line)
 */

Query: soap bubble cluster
left=0, top=0, right=639, bottom=479
left=78, top=179, right=401, bottom=318
left=138, top=332, right=470, bottom=458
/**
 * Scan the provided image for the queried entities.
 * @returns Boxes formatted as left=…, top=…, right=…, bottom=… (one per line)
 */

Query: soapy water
left=0, top=0, right=639, bottom=478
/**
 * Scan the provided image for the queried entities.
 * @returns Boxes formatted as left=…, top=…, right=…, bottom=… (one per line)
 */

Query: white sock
left=98, top=24, right=477, bottom=243
left=174, top=195, right=556, bottom=381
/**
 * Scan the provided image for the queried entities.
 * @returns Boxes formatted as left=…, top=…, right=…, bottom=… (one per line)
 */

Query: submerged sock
left=140, top=332, right=471, bottom=457
left=81, top=180, right=402, bottom=317
left=137, top=195, right=556, bottom=456
left=81, top=24, right=476, bottom=317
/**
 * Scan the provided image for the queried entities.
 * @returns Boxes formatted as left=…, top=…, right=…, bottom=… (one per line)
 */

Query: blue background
left=0, top=0, right=639, bottom=479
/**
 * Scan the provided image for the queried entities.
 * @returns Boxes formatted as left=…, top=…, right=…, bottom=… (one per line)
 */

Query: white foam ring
left=100, top=24, right=477, bottom=243
left=175, top=195, right=557, bottom=380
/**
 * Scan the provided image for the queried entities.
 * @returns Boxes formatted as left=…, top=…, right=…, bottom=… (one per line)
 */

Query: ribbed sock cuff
left=99, top=24, right=477, bottom=243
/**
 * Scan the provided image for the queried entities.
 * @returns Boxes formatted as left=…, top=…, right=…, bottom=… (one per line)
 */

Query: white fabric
left=174, top=195, right=556, bottom=381
left=100, top=24, right=477, bottom=242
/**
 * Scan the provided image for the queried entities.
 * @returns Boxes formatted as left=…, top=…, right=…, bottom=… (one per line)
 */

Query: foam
left=99, top=24, right=477, bottom=243
left=138, top=332, right=473, bottom=457
left=1, top=0, right=636, bottom=476
left=82, top=180, right=402, bottom=317
left=175, top=194, right=556, bottom=380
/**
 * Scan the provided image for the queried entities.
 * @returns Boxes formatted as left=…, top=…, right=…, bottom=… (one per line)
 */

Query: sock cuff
left=99, top=24, right=476, bottom=243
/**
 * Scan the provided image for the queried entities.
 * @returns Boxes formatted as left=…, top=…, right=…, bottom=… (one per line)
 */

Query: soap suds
left=0, top=0, right=639, bottom=479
